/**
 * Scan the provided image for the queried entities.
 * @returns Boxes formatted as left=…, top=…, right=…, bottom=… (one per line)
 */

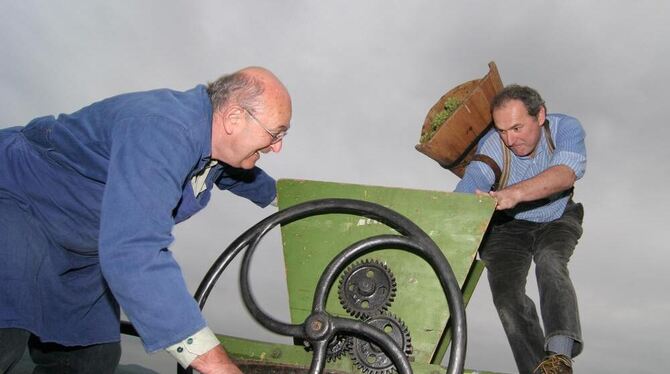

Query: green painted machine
left=118, top=61, right=507, bottom=374
left=190, top=179, right=500, bottom=374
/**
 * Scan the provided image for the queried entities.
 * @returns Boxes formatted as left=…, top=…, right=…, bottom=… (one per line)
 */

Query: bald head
left=207, top=66, right=291, bottom=121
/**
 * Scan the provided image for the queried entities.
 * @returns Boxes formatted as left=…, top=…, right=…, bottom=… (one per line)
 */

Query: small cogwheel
left=326, top=335, right=351, bottom=362
left=338, top=259, right=397, bottom=319
left=301, top=335, right=351, bottom=362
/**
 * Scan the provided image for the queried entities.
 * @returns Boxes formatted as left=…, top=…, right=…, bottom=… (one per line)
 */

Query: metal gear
left=302, top=335, right=351, bottom=362
left=326, top=335, right=351, bottom=362
left=338, top=259, right=397, bottom=319
left=349, top=312, right=412, bottom=374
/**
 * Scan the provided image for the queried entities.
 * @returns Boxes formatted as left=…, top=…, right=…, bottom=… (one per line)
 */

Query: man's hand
left=476, top=165, right=576, bottom=211
left=488, top=188, right=523, bottom=210
left=190, top=345, right=242, bottom=374
left=475, top=188, right=521, bottom=211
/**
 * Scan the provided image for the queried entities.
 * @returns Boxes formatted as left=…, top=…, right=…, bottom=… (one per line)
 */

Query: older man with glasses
left=0, top=66, right=291, bottom=374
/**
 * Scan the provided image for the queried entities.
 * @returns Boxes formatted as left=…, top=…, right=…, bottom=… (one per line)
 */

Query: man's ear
left=221, top=107, right=244, bottom=135
left=537, top=106, right=547, bottom=126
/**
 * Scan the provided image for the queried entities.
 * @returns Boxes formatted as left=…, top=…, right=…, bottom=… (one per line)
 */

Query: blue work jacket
left=0, top=85, right=275, bottom=351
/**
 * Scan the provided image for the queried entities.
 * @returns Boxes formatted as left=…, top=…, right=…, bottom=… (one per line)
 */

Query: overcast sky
left=2, top=1, right=669, bottom=373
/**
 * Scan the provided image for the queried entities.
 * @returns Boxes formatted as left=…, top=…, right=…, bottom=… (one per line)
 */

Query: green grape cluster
left=420, top=97, right=462, bottom=143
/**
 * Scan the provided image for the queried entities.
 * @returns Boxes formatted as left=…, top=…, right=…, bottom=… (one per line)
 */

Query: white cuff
left=165, top=327, right=221, bottom=368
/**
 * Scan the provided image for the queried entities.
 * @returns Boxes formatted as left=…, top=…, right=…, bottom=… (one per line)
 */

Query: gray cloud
left=2, top=1, right=669, bottom=372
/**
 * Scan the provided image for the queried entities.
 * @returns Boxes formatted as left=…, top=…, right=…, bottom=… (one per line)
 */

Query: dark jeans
left=479, top=202, right=584, bottom=374
left=0, top=328, right=120, bottom=374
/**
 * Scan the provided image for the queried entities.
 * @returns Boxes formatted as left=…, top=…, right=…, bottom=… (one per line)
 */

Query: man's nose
left=504, top=132, right=516, bottom=146
left=270, top=139, right=283, bottom=153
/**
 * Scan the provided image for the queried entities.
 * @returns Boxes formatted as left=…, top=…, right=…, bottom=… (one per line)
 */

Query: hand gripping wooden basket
left=415, top=61, right=504, bottom=178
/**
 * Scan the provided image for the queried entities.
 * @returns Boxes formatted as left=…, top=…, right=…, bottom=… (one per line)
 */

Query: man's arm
left=487, top=165, right=576, bottom=210
left=487, top=115, right=586, bottom=210
left=98, top=118, right=242, bottom=373
left=455, top=161, right=496, bottom=193
left=455, top=131, right=502, bottom=194
left=216, top=165, right=277, bottom=207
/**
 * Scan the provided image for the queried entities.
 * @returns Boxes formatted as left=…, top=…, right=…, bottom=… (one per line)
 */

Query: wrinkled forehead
left=492, top=101, right=539, bottom=130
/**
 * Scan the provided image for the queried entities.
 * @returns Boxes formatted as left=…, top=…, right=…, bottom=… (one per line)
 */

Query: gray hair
left=206, top=71, right=264, bottom=113
left=492, top=84, right=546, bottom=117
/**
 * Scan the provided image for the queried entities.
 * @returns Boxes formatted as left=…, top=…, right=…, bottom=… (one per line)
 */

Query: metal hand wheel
left=185, top=198, right=467, bottom=374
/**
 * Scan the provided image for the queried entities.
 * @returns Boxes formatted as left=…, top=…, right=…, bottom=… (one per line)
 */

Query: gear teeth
left=303, top=335, right=351, bottom=362
left=325, top=335, right=351, bottom=362
left=349, top=312, right=412, bottom=374
left=338, top=259, right=397, bottom=319
left=367, top=312, right=412, bottom=355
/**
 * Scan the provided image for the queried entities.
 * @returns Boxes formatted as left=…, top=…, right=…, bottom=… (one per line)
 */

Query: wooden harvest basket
left=415, top=61, right=504, bottom=177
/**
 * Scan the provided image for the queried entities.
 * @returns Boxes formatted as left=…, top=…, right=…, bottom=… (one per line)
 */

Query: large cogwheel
left=338, top=259, right=397, bottom=319
left=349, top=312, right=412, bottom=374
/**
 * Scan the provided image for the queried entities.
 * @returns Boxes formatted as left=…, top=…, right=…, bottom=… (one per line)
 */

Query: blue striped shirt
left=455, top=113, right=586, bottom=222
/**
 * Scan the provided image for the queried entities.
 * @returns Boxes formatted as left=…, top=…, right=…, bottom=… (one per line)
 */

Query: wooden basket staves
left=415, top=61, right=504, bottom=178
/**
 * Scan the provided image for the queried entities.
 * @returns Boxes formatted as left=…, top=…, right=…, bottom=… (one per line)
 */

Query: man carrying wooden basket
left=455, top=85, right=586, bottom=374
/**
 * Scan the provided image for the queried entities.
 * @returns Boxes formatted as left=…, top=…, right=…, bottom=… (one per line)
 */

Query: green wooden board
left=277, top=179, right=495, bottom=364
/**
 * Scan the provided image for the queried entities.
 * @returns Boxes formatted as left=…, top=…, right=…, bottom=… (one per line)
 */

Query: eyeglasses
left=244, top=108, right=288, bottom=144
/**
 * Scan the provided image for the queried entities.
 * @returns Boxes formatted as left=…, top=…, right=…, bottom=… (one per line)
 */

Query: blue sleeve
left=454, top=131, right=499, bottom=193
left=550, top=116, right=587, bottom=180
left=215, top=166, right=277, bottom=207
left=98, top=117, right=206, bottom=352
left=455, top=161, right=496, bottom=193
